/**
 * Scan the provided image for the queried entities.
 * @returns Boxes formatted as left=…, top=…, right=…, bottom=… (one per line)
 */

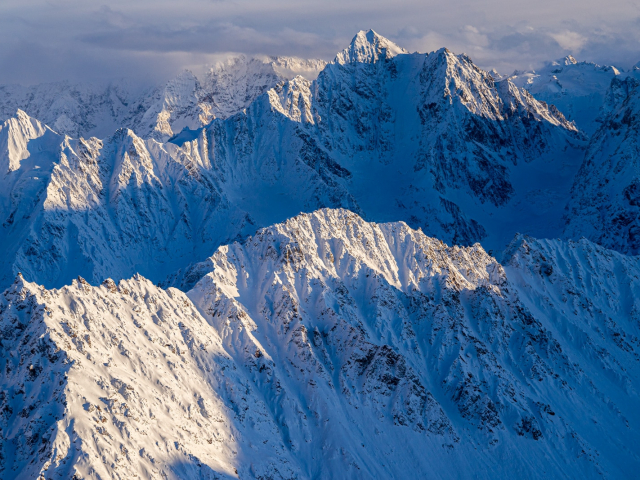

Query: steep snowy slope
left=0, top=106, right=356, bottom=289
left=509, top=56, right=623, bottom=135
left=134, top=56, right=327, bottom=142
left=334, top=29, right=408, bottom=64
left=564, top=72, right=640, bottom=254
left=199, top=56, right=327, bottom=122
left=2, top=209, right=638, bottom=479
left=0, top=111, right=248, bottom=289
left=0, top=56, right=326, bottom=141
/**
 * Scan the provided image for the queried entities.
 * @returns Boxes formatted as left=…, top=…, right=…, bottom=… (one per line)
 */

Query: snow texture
left=508, top=56, right=624, bottom=135
left=1, top=29, right=640, bottom=479
left=564, top=70, right=640, bottom=254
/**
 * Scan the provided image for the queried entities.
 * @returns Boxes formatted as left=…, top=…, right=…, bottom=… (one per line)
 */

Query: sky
left=1, top=0, right=639, bottom=86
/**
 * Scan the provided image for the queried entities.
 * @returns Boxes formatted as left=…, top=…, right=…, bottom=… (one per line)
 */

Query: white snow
left=0, top=56, right=327, bottom=142
left=508, top=56, right=625, bottom=135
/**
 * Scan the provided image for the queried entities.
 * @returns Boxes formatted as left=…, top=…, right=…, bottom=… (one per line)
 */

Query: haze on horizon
left=1, top=0, right=638, bottom=86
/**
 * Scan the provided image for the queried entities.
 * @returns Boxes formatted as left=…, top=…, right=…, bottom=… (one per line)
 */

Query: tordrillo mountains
left=1, top=30, right=639, bottom=479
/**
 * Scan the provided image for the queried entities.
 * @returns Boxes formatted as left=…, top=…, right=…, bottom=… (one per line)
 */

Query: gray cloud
left=1, top=0, right=639, bottom=86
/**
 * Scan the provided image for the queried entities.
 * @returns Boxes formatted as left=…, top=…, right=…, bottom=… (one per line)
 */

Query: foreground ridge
left=1, top=209, right=638, bottom=479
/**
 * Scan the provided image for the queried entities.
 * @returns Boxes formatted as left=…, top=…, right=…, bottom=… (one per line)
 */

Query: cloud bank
left=1, top=0, right=639, bottom=85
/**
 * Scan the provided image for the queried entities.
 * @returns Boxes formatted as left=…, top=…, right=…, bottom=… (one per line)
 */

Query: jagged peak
left=489, top=68, right=505, bottom=81
left=172, top=69, right=198, bottom=81
left=425, top=47, right=485, bottom=74
left=334, top=29, right=408, bottom=65
left=111, top=127, right=142, bottom=141
left=0, top=109, right=51, bottom=173
left=548, top=56, right=623, bottom=75
left=5, top=108, right=45, bottom=128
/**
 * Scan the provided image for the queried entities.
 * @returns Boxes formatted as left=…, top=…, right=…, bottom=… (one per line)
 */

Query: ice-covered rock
left=508, top=56, right=624, bottom=135
left=0, top=56, right=327, bottom=142
left=0, top=31, right=589, bottom=288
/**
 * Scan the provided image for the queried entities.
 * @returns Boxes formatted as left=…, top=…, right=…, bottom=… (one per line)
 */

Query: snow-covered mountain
left=564, top=71, right=640, bottom=254
left=136, top=56, right=328, bottom=142
left=334, top=29, right=408, bottom=64
left=3, top=25, right=640, bottom=480
left=2, top=209, right=638, bottom=479
left=0, top=110, right=261, bottom=290
left=0, top=56, right=327, bottom=141
left=0, top=30, right=592, bottom=289
left=171, top=30, right=586, bottom=251
left=508, top=56, right=624, bottom=135
left=0, top=79, right=146, bottom=140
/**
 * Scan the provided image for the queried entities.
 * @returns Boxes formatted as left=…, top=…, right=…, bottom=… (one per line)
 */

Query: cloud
left=1, top=0, right=640, bottom=85
left=550, top=31, right=587, bottom=52
left=463, top=26, right=490, bottom=48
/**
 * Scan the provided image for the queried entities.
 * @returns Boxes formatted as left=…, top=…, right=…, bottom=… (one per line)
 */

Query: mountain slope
left=0, top=107, right=354, bottom=289
left=0, top=56, right=327, bottom=141
left=564, top=72, right=640, bottom=254
left=509, top=56, right=623, bottom=135
left=2, top=209, right=638, bottom=479
left=0, top=80, right=144, bottom=140
left=176, top=30, right=585, bottom=250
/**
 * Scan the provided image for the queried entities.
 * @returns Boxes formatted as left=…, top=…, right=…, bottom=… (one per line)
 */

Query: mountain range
left=0, top=30, right=639, bottom=479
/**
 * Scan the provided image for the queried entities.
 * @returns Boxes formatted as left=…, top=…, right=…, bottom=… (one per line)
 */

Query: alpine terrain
left=0, top=29, right=639, bottom=479
left=0, top=30, right=591, bottom=289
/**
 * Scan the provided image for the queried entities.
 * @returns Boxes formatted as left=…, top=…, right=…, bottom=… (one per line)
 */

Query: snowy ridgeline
left=1, top=209, right=639, bottom=479
left=1, top=30, right=640, bottom=479
left=0, top=56, right=327, bottom=142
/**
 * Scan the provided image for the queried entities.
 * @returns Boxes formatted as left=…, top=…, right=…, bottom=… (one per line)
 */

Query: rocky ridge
left=1, top=209, right=638, bottom=479
left=564, top=71, right=640, bottom=254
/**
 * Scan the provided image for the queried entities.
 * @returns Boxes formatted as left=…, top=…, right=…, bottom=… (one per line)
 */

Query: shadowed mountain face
left=0, top=31, right=587, bottom=289
left=1, top=209, right=638, bottom=479
left=564, top=73, right=640, bottom=254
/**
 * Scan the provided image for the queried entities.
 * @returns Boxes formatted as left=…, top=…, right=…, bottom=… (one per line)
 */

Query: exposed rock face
left=2, top=209, right=638, bottom=479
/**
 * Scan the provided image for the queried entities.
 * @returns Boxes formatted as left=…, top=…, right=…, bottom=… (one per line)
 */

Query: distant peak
left=488, top=68, right=506, bottom=81
left=563, top=55, right=578, bottom=65
left=334, top=29, right=408, bottom=65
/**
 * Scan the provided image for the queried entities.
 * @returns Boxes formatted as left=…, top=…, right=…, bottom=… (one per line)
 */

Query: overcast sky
left=1, top=0, right=639, bottom=85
